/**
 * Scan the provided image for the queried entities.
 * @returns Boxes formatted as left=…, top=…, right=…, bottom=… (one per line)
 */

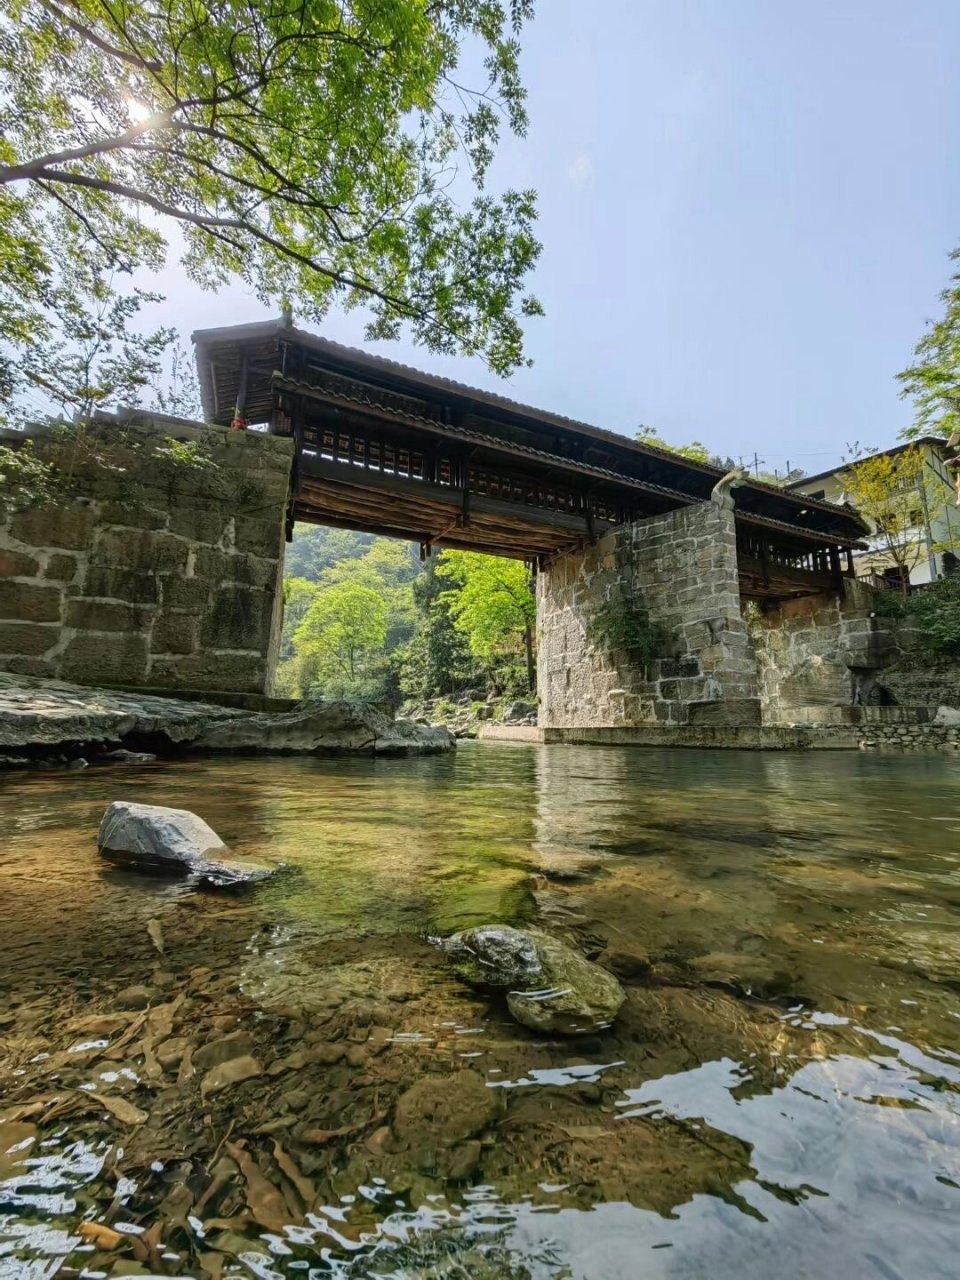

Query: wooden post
left=523, top=623, right=535, bottom=692
left=231, top=357, right=249, bottom=430
left=290, top=397, right=305, bottom=499
left=461, top=447, right=476, bottom=526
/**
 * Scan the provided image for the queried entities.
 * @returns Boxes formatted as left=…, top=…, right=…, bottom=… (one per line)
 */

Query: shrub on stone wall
left=904, top=576, right=960, bottom=659
left=586, top=591, right=669, bottom=666
left=873, top=575, right=960, bottom=659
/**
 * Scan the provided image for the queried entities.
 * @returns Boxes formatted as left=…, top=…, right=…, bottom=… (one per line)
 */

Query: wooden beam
left=297, top=454, right=599, bottom=538
left=293, top=508, right=436, bottom=544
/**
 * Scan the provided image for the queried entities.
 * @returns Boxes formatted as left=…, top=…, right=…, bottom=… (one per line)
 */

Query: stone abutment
left=0, top=413, right=292, bottom=695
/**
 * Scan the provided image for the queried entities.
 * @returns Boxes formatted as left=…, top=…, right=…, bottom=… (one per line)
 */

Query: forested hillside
left=278, top=526, right=536, bottom=707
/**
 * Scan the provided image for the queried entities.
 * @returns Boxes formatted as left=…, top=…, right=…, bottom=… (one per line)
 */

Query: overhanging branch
left=26, top=166, right=438, bottom=329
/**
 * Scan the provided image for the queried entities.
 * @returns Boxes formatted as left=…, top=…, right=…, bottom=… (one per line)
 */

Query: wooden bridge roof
left=192, top=319, right=869, bottom=563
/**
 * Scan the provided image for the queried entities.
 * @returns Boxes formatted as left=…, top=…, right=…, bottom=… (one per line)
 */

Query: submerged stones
left=393, top=1070, right=500, bottom=1147
left=392, top=1070, right=500, bottom=1180
left=194, top=857, right=280, bottom=891
left=436, top=925, right=625, bottom=1036
left=97, top=801, right=280, bottom=890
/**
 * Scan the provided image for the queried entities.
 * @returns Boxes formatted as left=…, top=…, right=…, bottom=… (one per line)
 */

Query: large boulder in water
left=98, top=801, right=279, bottom=890
left=98, top=801, right=226, bottom=872
left=436, top=925, right=625, bottom=1036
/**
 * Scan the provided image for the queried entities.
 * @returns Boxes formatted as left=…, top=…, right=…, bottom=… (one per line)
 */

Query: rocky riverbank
left=0, top=673, right=454, bottom=767
left=401, top=691, right=537, bottom=738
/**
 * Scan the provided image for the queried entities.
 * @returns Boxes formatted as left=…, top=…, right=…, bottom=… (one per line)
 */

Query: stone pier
left=537, top=502, right=761, bottom=729
left=0, top=412, right=293, bottom=695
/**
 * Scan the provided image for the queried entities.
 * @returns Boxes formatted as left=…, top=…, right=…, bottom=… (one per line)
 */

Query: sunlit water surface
left=2, top=743, right=960, bottom=1278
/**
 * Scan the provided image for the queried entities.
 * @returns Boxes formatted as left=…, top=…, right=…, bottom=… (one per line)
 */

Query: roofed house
left=787, top=437, right=960, bottom=589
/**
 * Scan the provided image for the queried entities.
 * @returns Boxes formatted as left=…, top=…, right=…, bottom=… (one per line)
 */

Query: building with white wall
left=788, top=437, right=960, bottom=588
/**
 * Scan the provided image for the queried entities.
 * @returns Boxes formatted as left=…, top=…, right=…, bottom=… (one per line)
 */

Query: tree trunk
left=523, top=623, right=535, bottom=692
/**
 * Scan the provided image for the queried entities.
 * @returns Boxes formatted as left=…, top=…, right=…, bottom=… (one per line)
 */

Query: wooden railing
left=298, top=419, right=624, bottom=527
left=736, top=526, right=840, bottom=577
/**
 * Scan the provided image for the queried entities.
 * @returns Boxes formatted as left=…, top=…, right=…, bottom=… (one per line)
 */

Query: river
left=2, top=742, right=960, bottom=1278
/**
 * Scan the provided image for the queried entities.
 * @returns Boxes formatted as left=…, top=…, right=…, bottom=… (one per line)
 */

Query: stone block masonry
left=537, top=502, right=760, bottom=729
left=749, top=579, right=900, bottom=722
left=0, top=412, right=293, bottom=695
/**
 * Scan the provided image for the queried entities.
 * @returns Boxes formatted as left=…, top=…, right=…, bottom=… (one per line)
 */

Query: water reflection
left=2, top=745, right=960, bottom=1276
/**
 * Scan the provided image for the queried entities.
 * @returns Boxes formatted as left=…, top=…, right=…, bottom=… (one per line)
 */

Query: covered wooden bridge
left=193, top=319, right=867, bottom=602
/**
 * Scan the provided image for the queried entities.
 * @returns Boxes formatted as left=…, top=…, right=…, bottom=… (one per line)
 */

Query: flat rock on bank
left=0, top=673, right=454, bottom=763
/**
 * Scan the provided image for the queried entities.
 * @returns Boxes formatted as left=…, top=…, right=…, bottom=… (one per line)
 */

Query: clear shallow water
left=1, top=743, right=960, bottom=1278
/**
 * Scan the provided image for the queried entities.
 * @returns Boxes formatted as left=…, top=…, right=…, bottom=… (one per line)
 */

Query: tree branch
left=29, top=166, right=430, bottom=325
left=0, top=113, right=175, bottom=185
left=35, top=179, right=126, bottom=267
left=36, top=0, right=162, bottom=72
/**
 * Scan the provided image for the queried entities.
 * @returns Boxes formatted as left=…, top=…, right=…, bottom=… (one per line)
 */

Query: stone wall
left=537, top=502, right=760, bottom=729
left=748, top=580, right=900, bottom=722
left=0, top=413, right=292, bottom=694
left=482, top=718, right=960, bottom=752
left=883, top=659, right=960, bottom=710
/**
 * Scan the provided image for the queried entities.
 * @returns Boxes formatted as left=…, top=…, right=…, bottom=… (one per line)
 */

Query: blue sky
left=152, top=0, right=960, bottom=478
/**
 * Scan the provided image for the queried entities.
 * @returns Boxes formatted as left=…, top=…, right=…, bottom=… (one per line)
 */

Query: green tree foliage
left=0, top=438, right=58, bottom=513
left=284, top=527, right=372, bottom=582
left=293, top=581, right=390, bottom=693
left=899, top=248, right=960, bottom=441
left=278, top=534, right=536, bottom=703
left=871, top=573, right=960, bottom=660
left=400, top=557, right=476, bottom=699
left=635, top=425, right=712, bottom=463
left=1, top=0, right=542, bottom=386
left=15, top=261, right=173, bottom=422
left=321, top=537, right=418, bottom=596
left=279, top=576, right=320, bottom=660
left=435, top=550, right=535, bottom=691
left=279, top=534, right=421, bottom=700
left=906, top=574, right=960, bottom=657
left=0, top=228, right=194, bottom=425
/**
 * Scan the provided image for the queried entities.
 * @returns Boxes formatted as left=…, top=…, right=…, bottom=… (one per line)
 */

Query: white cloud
left=567, top=153, right=595, bottom=187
